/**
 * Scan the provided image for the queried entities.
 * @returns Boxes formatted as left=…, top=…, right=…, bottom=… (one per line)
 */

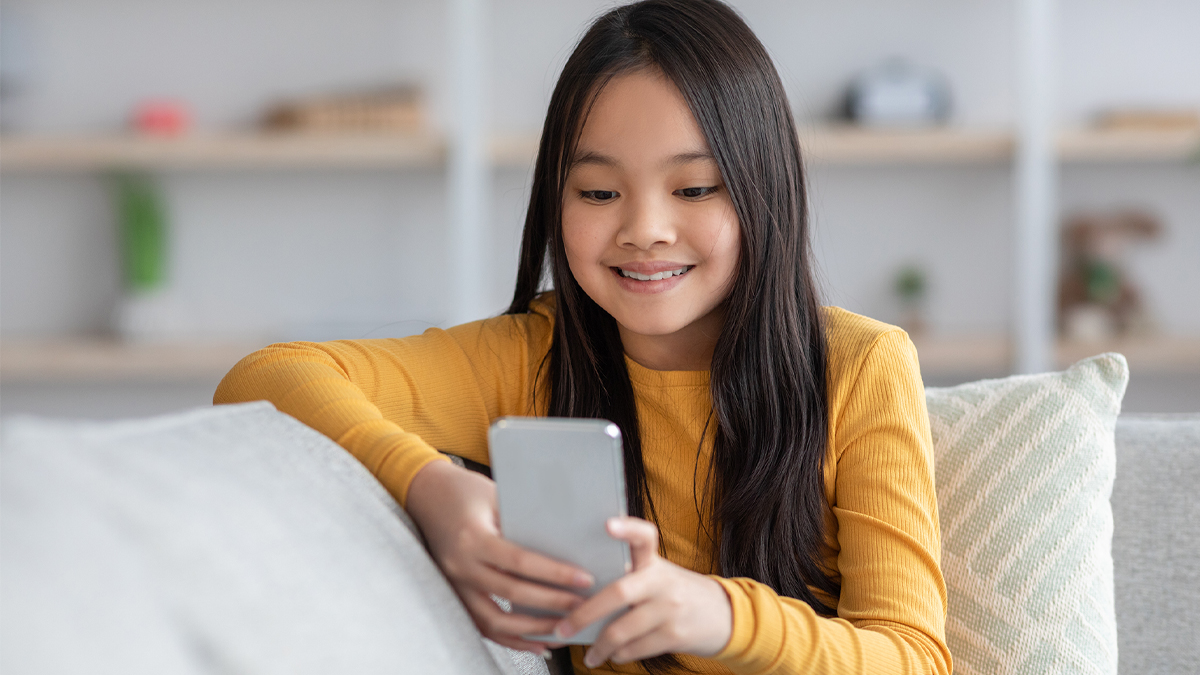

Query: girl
left=215, top=1, right=950, bottom=673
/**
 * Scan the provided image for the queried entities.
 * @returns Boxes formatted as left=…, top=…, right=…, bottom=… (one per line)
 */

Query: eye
left=580, top=190, right=618, bottom=202
left=675, top=186, right=719, bottom=199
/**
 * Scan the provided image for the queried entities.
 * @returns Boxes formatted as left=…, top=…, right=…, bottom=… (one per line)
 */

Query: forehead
left=573, top=69, right=712, bottom=168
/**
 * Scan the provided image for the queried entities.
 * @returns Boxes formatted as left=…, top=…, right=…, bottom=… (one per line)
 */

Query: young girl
left=215, top=1, right=950, bottom=673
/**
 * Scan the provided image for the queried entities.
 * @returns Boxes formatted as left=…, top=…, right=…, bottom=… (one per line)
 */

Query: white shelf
left=4, top=127, right=1196, bottom=172
left=2, top=335, right=1196, bottom=384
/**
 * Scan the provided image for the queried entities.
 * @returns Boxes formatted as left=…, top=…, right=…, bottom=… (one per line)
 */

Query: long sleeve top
left=213, top=294, right=951, bottom=675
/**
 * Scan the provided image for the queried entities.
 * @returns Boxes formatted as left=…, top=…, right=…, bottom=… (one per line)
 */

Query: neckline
left=623, top=354, right=710, bottom=387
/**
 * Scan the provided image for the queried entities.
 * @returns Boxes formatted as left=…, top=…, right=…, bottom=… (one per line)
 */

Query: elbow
left=213, top=348, right=269, bottom=405
left=212, top=341, right=342, bottom=406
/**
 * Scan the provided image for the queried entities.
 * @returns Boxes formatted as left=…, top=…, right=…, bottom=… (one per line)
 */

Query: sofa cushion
left=0, top=401, right=547, bottom=675
left=1111, top=414, right=1200, bottom=675
left=926, top=354, right=1127, bottom=675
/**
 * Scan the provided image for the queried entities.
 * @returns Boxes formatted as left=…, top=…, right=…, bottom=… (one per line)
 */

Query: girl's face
left=562, top=69, right=740, bottom=369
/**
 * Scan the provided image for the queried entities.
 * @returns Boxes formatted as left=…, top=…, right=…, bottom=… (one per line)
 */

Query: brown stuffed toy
left=1057, top=209, right=1161, bottom=341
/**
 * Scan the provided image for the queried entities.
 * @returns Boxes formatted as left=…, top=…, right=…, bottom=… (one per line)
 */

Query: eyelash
left=578, top=186, right=720, bottom=202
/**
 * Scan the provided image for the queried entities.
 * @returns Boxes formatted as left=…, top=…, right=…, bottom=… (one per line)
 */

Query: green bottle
left=115, top=173, right=168, bottom=292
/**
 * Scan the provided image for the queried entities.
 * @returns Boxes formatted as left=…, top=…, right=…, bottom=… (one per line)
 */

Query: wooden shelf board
left=489, top=134, right=541, bottom=169
left=3, top=127, right=1196, bottom=171
left=800, top=127, right=1014, bottom=165
left=912, top=334, right=1200, bottom=376
left=1058, top=127, right=1200, bottom=163
left=1056, top=335, right=1200, bottom=373
left=0, top=340, right=261, bottom=383
left=0, top=133, right=445, bottom=171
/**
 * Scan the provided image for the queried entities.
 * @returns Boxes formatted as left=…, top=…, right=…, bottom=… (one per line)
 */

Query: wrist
left=404, top=457, right=459, bottom=528
left=697, top=576, right=734, bottom=657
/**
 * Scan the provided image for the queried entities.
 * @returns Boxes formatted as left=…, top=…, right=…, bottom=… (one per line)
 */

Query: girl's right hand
left=404, top=459, right=596, bottom=653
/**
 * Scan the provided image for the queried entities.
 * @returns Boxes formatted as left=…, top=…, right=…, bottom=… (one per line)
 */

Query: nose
left=615, top=193, right=676, bottom=250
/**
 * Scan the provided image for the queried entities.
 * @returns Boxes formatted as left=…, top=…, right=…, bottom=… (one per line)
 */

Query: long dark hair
left=507, top=0, right=838, bottom=665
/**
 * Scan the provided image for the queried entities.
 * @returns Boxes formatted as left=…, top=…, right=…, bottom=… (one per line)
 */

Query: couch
left=1, top=399, right=1196, bottom=674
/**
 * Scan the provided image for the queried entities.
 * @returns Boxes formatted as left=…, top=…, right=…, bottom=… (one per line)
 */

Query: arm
left=214, top=313, right=593, bottom=652
left=214, top=332, right=469, bottom=507
left=213, top=313, right=548, bottom=504
left=710, top=330, right=950, bottom=674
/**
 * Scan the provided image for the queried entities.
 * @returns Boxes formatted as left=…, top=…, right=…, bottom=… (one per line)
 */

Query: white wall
left=2, top=0, right=1198, bottom=341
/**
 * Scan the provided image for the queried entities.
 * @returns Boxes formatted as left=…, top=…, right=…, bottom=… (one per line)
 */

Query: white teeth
left=619, top=266, right=688, bottom=281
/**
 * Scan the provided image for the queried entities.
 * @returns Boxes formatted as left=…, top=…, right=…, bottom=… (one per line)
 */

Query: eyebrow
left=570, top=149, right=716, bottom=170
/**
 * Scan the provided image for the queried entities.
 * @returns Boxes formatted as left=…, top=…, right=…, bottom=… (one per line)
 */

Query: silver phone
left=488, top=417, right=632, bottom=644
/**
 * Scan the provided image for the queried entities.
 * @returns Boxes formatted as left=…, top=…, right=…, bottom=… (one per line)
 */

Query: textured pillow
left=926, top=353, right=1128, bottom=675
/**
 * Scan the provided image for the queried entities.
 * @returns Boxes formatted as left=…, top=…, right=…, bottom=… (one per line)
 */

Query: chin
left=608, top=310, right=690, bottom=338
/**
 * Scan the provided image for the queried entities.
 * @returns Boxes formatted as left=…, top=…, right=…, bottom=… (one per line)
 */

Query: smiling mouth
left=613, top=266, right=692, bottom=281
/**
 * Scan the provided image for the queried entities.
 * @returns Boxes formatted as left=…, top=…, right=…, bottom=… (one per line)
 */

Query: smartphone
left=488, top=417, right=632, bottom=644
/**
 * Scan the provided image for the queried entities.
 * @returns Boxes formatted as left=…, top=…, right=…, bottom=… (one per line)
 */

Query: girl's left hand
left=552, top=517, right=732, bottom=669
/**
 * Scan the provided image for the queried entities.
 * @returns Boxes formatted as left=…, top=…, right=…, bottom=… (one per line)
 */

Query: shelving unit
left=2, top=122, right=1196, bottom=384
left=3, top=126, right=1196, bottom=172
left=2, top=0, right=1197, bottom=395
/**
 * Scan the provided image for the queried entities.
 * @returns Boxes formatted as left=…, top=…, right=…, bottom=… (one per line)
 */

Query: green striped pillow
left=926, top=354, right=1128, bottom=675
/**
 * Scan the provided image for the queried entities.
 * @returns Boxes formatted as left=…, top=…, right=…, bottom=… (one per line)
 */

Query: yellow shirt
left=214, top=294, right=950, bottom=675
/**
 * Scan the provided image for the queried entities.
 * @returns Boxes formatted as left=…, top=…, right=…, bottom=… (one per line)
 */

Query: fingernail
left=575, top=571, right=595, bottom=587
left=607, top=517, right=624, bottom=533
left=583, top=650, right=601, bottom=668
left=554, top=621, right=576, bottom=639
left=540, top=649, right=551, bottom=660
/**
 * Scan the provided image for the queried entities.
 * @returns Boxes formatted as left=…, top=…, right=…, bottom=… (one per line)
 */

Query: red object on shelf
left=132, top=100, right=191, bottom=136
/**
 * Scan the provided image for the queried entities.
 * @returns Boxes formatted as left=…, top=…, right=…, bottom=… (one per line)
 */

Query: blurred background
left=1, top=0, right=1197, bottom=420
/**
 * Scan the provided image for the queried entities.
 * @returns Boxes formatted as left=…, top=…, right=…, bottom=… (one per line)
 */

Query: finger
left=473, top=564, right=586, bottom=614
left=583, top=602, right=664, bottom=668
left=462, top=590, right=560, bottom=642
left=605, top=626, right=678, bottom=666
left=483, top=535, right=595, bottom=589
left=554, top=567, right=655, bottom=640
left=606, top=517, right=660, bottom=571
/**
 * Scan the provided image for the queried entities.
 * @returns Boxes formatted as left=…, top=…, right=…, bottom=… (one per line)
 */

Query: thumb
left=607, top=517, right=659, bottom=571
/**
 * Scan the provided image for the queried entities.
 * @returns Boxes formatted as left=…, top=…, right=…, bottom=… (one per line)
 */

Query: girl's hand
left=553, top=517, right=733, bottom=668
left=405, top=460, right=596, bottom=653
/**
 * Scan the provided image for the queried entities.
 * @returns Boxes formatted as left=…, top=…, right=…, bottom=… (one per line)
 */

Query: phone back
left=489, top=417, right=631, bottom=643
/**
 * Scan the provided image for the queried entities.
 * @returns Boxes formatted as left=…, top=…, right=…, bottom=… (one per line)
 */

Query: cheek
left=560, top=208, right=605, bottom=282
left=562, top=200, right=617, bottom=255
left=702, top=209, right=741, bottom=292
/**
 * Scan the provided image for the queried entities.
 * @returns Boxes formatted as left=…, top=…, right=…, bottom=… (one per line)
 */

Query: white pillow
left=926, top=354, right=1128, bottom=675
